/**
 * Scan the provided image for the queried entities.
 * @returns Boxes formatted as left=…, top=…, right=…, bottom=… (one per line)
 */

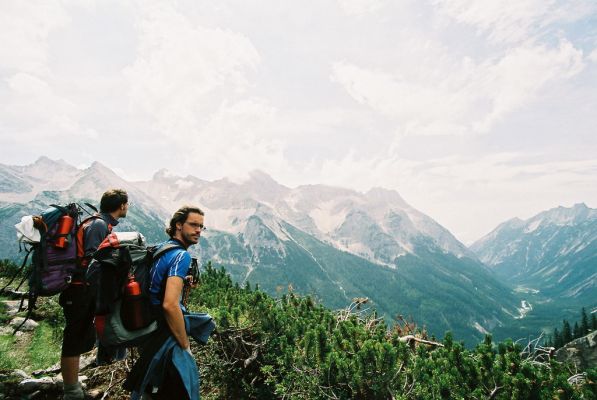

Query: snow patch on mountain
left=309, top=200, right=348, bottom=234
left=524, top=219, right=542, bottom=233
left=515, top=300, right=532, bottom=319
left=202, top=206, right=254, bottom=234
left=473, top=322, right=490, bottom=335
left=175, top=179, right=195, bottom=189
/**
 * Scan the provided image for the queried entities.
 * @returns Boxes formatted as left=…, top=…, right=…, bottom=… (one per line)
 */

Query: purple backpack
left=3, top=203, right=98, bottom=334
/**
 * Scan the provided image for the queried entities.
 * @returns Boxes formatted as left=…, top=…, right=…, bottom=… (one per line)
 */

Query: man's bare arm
left=162, top=276, right=190, bottom=350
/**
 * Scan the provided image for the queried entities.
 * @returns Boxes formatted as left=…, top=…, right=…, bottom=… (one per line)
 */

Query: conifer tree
left=562, top=320, right=572, bottom=344
left=581, top=307, right=589, bottom=335
left=553, top=328, right=563, bottom=348
left=592, top=313, right=597, bottom=330
left=573, top=322, right=581, bottom=339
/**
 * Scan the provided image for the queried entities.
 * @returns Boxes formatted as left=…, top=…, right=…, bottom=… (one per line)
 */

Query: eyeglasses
left=185, top=222, right=207, bottom=231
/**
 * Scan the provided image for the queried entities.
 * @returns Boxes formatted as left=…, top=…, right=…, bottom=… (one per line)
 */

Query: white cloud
left=313, top=151, right=597, bottom=243
left=433, top=0, right=597, bottom=44
left=2, top=72, right=97, bottom=140
left=337, top=0, right=385, bottom=16
left=1, top=0, right=595, bottom=244
left=331, top=39, right=585, bottom=136
left=123, top=2, right=260, bottom=141
left=0, top=1, right=70, bottom=75
left=186, top=98, right=288, bottom=182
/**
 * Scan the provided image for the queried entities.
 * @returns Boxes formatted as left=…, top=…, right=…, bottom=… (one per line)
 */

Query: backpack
left=87, top=232, right=183, bottom=347
left=3, top=202, right=103, bottom=334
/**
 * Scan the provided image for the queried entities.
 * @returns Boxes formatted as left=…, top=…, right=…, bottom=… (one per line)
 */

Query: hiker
left=125, top=205, right=215, bottom=400
left=60, top=189, right=129, bottom=400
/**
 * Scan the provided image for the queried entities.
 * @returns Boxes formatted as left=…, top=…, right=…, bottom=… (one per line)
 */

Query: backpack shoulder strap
left=76, top=214, right=110, bottom=265
left=152, top=243, right=184, bottom=261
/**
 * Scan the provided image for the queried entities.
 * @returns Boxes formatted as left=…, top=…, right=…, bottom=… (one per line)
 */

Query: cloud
left=185, top=98, right=288, bottom=181
left=312, top=151, right=597, bottom=243
left=123, top=1, right=260, bottom=141
left=337, top=0, right=385, bottom=16
left=433, top=0, right=597, bottom=45
left=0, top=1, right=70, bottom=76
left=331, top=39, right=585, bottom=136
left=1, top=72, right=97, bottom=141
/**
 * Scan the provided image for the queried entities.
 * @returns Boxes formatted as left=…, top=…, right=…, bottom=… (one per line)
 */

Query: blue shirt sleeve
left=167, top=250, right=192, bottom=280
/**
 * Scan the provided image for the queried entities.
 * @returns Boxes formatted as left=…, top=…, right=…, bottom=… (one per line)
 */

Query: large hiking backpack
left=87, top=232, right=182, bottom=347
left=3, top=202, right=102, bottom=333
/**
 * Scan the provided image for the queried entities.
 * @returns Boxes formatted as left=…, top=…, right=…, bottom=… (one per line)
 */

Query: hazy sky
left=1, top=0, right=596, bottom=244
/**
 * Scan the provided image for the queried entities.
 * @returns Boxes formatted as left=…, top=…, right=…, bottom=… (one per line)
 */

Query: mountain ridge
left=471, top=203, right=597, bottom=304
left=4, top=157, right=592, bottom=343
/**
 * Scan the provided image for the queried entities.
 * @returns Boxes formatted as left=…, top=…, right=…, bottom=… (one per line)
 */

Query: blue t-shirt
left=149, top=239, right=191, bottom=307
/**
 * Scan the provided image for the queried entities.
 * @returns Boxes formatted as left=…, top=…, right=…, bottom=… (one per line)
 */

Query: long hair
left=166, top=205, right=204, bottom=237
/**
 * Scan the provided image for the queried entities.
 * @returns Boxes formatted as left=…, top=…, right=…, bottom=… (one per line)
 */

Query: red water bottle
left=95, top=315, right=106, bottom=338
left=125, top=276, right=141, bottom=296
left=54, top=215, right=74, bottom=248
left=121, top=276, right=148, bottom=330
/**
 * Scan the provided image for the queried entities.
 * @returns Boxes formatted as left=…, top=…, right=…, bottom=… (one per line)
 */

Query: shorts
left=59, top=284, right=96, bottom=357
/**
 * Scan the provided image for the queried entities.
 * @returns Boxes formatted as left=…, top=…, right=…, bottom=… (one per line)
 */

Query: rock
left=32, top=361, right=61, bottom=377
left=0, top=326, right=14, bottom=335
left=0, top=325, right=25, bottom=335
left=88, top=388, right=103, bottom=398
left=18, top=377, right=57, bottom=394
left=9, top=317, right=38, bottom=332
left=555, top=330, right=597, bottom=370
left=80, top=354, right=96, bottom=371
left=1, top=300, right=28, bottom=315
left=12, top=369, right=30, bottom=380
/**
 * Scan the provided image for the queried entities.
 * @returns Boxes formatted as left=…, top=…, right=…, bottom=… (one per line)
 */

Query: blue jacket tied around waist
left=131, top=313, right=216, bottom=400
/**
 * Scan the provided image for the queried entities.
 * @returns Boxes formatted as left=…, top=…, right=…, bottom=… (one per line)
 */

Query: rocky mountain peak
left=365, top=187, right=407, bottom=207
left=153, top=168, right=178, bottom=181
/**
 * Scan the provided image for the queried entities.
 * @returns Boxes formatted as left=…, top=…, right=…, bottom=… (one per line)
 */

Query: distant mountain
left=136, top=167, right=521, bottom=342
left=135, top=169, right=477, bottom=265
left=471, top=204, right=597, bottom=305
left=1, top=157, right=524, bottom=343
left=0, top=158, right=169, bottom=258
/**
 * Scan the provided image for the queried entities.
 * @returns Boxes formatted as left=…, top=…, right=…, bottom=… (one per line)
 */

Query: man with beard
left=125, top=205, right=210, bottom=399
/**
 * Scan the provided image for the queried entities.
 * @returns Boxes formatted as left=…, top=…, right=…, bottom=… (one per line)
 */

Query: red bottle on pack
left=121, top=276, right=148, bottom=330
left=54, top=215, right=74, bottom=249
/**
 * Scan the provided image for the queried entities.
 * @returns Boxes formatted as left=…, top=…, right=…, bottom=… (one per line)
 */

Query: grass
left=28, top=321, right=62, bottom=369
left=0, top=334, right=20, bottom=369
left=0, top=293, right=63, bottom=373
left=0, top=321, right=62, bottom=372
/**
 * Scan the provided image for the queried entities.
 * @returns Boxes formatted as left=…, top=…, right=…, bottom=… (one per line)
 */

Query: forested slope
left=0, top=261, right=595, bottom=399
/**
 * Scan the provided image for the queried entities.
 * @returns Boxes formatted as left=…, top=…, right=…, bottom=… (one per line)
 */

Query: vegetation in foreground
left=0, top=261, right=596, bottom=399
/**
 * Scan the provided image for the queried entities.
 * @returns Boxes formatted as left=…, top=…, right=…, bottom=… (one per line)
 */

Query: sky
left=1, top=0, right=596, bottom=244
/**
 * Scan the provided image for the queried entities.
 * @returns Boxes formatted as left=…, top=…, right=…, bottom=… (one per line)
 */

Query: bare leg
left=61, top=355, right=80, bottom=384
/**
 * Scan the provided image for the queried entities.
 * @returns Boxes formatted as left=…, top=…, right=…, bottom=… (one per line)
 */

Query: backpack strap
left=152, top=243, right=184, bottom=261
left=0, top=246, right=34, bottom=294
left=76, top=214, right=111, bottom=268
left=152, top=243, right=185, bottom=303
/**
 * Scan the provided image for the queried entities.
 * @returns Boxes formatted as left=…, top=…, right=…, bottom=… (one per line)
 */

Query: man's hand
left=185, top=275, right=198, bottom=289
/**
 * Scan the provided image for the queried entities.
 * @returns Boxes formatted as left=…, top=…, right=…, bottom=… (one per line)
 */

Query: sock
left=63, top=381, right=84, bottom=400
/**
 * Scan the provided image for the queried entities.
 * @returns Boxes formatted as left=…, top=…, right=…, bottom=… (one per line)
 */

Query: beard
left=181, top=231, right=199, bottom=246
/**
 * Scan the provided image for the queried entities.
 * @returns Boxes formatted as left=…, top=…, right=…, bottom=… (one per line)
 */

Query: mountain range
left=472, top=204, right=597, bottom=305
left=1, top=157, right=594, bottom=344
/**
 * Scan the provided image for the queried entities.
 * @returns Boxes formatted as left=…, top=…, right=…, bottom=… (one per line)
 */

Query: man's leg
left=59, top=285, right=95, bottom=399
left=61, top=356, right=84, bottom=399
left=61, top=356, right=80, bottom=385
